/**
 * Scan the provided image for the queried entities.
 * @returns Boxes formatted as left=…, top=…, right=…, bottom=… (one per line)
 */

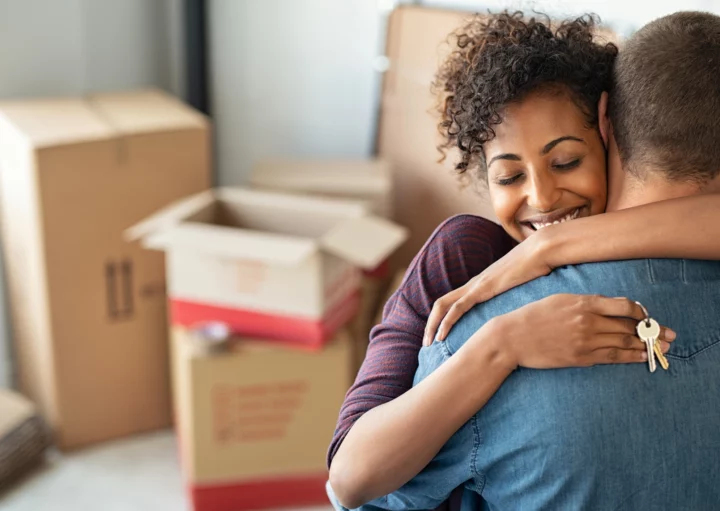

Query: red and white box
left=172, top=326, right=355, bottom=511
left=127, top=187, right=407, bottom=348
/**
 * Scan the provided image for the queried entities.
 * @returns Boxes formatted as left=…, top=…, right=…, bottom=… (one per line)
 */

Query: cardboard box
left=173, top=326, right=354, bottom=511
left=127, top=187, right=408, bottom=348
left=0, top=89, right=211, bottom=449
left=379, top=6, right=496, bottom=266
left=251, top=159, right=393, bottom=218
left=348, top=276, right=389, bottom=374
left=251, top=159, right=395, bottom=279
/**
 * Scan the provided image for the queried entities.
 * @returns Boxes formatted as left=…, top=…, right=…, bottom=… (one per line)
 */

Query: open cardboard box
left=127, top=188, right=408, bottom=348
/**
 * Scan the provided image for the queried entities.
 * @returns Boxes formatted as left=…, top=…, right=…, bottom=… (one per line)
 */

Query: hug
left=328, top=10, right=720, bottom=511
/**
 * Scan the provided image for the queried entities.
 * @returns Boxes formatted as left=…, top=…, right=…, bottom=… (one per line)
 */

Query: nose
left=525, top=172, right=562, bottom=212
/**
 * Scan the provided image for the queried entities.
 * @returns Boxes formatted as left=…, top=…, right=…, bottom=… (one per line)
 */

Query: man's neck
left=609, top=168, right=715, bottom=211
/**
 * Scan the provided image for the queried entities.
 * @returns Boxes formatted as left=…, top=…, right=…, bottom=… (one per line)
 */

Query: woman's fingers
left=590, top=315, right=639, bottom=335
left=589, top=332, right=672, bottom=365
left=589, top=333, right=669, bottom=351
left=590, top=309, right=677, bottom=342
left=424, top=287, right=466, bottom=346
left=659, top=326, right=676, bottom=343
left=437, top=297, right=474, bottom=341
left=586, top=295, right=646, bottom=321
left=590, top=333, right=645, bottom=351
left=589, top=347, right=648, bottom=365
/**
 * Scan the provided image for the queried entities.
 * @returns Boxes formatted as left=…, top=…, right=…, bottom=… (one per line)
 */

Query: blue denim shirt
left=351, top=259, right=720, bottom=511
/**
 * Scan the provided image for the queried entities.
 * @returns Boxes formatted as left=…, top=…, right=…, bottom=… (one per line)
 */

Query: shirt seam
left=470, top=414, right=486, bottom=493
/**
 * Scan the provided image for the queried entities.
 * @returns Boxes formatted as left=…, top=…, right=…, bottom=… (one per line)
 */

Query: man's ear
left=597, top=91, right=610, bottom=147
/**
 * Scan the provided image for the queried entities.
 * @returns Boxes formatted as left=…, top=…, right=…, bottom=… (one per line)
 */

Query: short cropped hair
left=609, top=11, right=720, bottom=183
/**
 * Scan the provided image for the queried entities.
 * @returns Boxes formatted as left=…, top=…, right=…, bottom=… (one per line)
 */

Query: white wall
left=0, top=0, right=182, bottom=387
left=416, top=0, right=720, bottom=36
left=209, top=0, right=385, bottom=185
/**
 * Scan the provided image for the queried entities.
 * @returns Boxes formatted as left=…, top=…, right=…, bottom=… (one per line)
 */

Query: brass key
left=653, top=340, right=670, bottom=370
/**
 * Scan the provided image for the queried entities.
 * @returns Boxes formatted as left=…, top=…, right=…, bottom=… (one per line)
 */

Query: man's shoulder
left=475, top=259, right=652, bottom=313
left=445, top=258, right=720, bottom=354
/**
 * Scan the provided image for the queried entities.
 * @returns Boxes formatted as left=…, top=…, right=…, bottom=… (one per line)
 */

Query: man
left=342, top=11, right=720, bottom=510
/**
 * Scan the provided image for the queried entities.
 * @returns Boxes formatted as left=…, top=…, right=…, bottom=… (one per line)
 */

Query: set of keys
left=635, top=301, right=669, bottom=373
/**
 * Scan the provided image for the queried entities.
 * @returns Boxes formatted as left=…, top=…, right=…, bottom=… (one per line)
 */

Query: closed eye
left=495, top=174, right=523, bottom=186
left=553, top=159, right=582, bottom=171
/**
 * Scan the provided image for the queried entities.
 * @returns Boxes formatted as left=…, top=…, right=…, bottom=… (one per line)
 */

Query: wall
left=0, top=0, right=182, bottom=387
left=208, top=0, right=385, bottom=185
left=209, top=0, right=720, bottom=187
left=415, top=0, right=720, bottom=36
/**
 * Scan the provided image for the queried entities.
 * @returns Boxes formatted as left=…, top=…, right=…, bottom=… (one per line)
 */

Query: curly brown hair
left=436, top=11, right=618, bottom=182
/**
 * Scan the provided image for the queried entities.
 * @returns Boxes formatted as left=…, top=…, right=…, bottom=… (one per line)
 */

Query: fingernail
left=641, top=352, right=648, bottom=361
left=665, top=329, right=676, bottom=341
left=661, top=341, right=670, bottom=353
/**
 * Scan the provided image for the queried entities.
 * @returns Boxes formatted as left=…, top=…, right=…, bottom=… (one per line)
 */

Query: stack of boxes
left=0, top=87, right=407, bottom=510
left=128, top=170, right=408, bottom=509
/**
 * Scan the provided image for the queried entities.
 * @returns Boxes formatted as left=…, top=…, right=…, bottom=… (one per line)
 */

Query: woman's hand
left=424, top=231, right=554, bottom=346
left=471, top=294, right=675, bottom=370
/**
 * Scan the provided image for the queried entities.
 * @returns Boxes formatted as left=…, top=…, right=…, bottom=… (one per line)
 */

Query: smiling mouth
left=521, top=206, right=585, bottom=231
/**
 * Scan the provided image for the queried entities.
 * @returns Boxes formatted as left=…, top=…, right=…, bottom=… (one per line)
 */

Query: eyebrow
left=541, top=136, right=585, bottom=155
left=487, top=153, right=521, bottom=168
left=487, top=135, right=586, bottom=169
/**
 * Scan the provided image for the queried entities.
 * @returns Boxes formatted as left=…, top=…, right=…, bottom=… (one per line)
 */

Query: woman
left=328, top=11, right=704, bottom=508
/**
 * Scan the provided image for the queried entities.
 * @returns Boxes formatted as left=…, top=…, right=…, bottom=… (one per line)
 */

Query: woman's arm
left=426, top=193, right=720, bottom=343
left=328, top=216, right=516, bottom=505
left=542, top=193, right=720, bottom=266
left=330, top=319, right=513, bottom=508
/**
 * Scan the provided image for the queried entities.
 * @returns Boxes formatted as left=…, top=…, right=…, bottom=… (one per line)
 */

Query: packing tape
left=187, top=322, right=231, bottom=357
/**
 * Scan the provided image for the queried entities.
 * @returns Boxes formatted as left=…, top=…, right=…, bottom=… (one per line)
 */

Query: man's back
left=410, top=259, right=720, bottom=510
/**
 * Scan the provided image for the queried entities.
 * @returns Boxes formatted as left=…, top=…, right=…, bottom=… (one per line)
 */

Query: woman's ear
left=597, top=91, right=610, bottom=147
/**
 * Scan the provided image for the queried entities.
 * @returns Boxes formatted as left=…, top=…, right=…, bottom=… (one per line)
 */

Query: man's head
left=603, top=11, right=720, bottom=210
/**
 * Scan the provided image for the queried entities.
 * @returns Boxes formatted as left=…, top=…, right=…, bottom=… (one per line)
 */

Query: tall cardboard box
left=128, top=187, right=408, bottom=348
left=379, top=6, right=495, bottom=266
left=173, top=327, right=354, bottom=511
left=0, top=89, right=211, bottom=449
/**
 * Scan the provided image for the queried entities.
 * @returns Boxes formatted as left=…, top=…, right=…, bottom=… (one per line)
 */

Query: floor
left=0, top=430, right=334, bottom=511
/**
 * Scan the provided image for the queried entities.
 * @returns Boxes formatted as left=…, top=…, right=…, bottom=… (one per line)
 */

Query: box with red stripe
left=172, top=326, right=354, bottom=511
left=127, top=187, right=408, bottom=348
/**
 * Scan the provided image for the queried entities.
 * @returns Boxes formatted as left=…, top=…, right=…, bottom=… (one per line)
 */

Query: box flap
left=320, top=216, right=408, bottom=269
left=251, top=159, right=391, bottom=195
left=88, top=89, right=208, bottom=135
left=143, top=223, right=318, bottom=266
left=215, top=186, right=370, bottom=217
left=0, top=98, right=115, bottom=148
left=125, top=190, right=216, bottom=242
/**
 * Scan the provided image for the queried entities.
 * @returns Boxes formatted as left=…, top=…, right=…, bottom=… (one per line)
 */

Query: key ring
left=635, top=301, right=651, bottom=327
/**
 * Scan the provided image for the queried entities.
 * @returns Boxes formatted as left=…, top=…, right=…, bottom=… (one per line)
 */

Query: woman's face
left=484, top=91, right=608, bottom=242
